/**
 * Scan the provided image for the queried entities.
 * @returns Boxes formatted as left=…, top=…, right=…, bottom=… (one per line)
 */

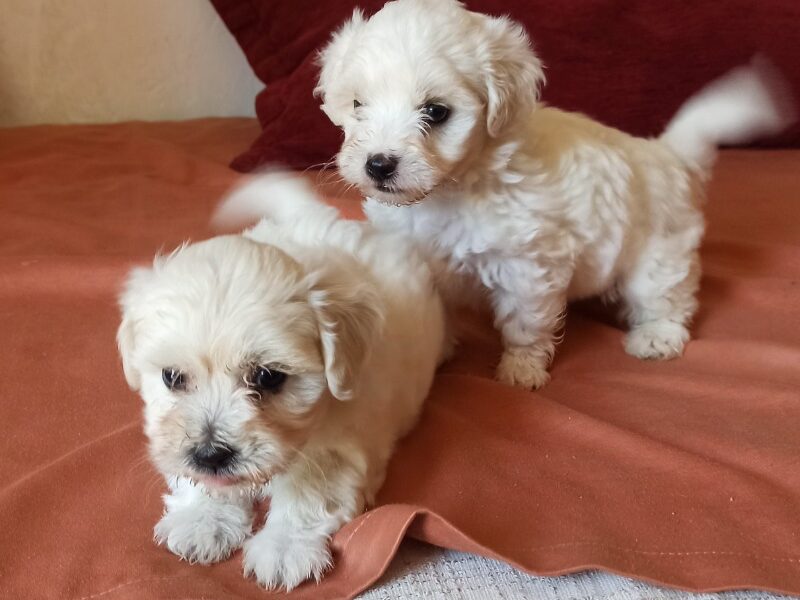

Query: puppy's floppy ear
left=117, top=315, right=140, bottom=390
left=116, top=266, right=154, bottom=391
left=315, top=9, right=366, bottom=126
left=308, top=267, right=384, bottom=401
left=479, top=14, right=545, bottom=137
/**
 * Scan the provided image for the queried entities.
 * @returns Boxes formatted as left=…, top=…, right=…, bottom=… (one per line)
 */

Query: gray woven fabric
left=362, top=540, right=793, bottom=600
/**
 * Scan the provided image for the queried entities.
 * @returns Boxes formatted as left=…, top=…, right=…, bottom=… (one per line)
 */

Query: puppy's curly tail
left=211, top=169, right=339, bottom=232
left=660, top=56, right=796, bottom=171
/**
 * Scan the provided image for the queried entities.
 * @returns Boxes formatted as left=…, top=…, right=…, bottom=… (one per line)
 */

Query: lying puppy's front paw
left=243, top=528, right=332, bottom=591
left=625, top=320, right=688, bottom=360
left=496, top=346, right=551, bottom=389
left=154, top=500, right=251, bottom=565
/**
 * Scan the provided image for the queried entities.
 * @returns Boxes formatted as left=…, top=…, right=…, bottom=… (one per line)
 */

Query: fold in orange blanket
left=0, top=120, right=798, bottom=600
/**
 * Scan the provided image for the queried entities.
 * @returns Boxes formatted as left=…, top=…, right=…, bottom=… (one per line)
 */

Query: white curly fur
left=317, top=0, right=795, bottom=388
left=118, top=172, right=447, bottom=589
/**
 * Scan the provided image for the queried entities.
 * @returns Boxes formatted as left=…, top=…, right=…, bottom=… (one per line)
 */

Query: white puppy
left=316, top=0, right=794, bottom=389
left=117, top=173, right=447, bottom=590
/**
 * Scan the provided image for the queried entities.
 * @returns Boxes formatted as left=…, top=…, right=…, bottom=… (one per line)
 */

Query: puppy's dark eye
left=353, top=99, right=362, bottom=109
left=247, top=366, right=287, bottom=394
left=421, top=103, right=450, bottom=125
left=162, top=368, right=186, bottom=391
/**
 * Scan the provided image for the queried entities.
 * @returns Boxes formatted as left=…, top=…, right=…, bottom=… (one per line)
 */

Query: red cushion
left=211, top=0, right=800, bottom=172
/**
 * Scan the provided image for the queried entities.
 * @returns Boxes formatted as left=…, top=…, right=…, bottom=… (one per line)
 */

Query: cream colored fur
left=317, top=0, right=794, bottom=388
left=118, top=172, right=447, bottom=589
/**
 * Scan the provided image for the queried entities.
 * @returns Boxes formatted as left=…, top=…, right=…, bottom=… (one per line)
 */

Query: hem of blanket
left=402, top=508, right=800, bottom=597
left=74, top=504, right=800, bottom=599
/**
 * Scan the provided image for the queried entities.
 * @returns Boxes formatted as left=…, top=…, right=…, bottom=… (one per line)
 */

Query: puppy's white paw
left=625, top=320, right=689, bottom=360
left=243, top=527, right=331, bottom=591
left=496, top=346, right=551, bottom=390
left=154, top=499, right=252, bottom=565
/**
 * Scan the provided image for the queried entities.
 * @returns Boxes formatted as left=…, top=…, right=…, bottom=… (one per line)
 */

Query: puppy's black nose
left=365, top=154, right=398, bottom=182
left=192, top=444, right=236, bottom=471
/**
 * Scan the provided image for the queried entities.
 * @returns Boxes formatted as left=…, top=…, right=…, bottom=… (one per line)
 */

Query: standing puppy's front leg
left=489, top=257, right=571, bottom=390
left=243, top=448, right=367, bottom=591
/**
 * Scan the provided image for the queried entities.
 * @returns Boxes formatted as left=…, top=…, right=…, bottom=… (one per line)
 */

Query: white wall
left=0, top=0, right=262, bottom=126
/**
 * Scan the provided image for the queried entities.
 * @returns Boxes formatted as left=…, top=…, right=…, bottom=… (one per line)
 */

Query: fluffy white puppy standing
left=117, top=173, right=447, bottom=590
left=316, top=0, right=795, bottom=389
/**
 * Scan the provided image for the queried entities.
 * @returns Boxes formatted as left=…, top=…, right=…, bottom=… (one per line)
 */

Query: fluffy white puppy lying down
left=117, top=173, right=447, bottom=590
left=316, top=0, right=795, bottom=389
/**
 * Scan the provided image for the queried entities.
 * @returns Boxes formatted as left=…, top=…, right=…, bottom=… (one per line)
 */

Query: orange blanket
left=1, top=120, right=798, bottom=599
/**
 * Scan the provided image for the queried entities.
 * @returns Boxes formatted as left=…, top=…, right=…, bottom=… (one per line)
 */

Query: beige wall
left=0, top=0, right=261, bottom=126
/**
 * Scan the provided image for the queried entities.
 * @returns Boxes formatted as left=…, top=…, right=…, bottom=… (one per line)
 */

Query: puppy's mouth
left=370, top=183, right=430, bottom=207
left=187, top=463, right=273, bottom=489
left=190, top=471, right=275, bottom=493
left=196, top=473, right=247, bottom=488
left=375, top=182, right=403, bottom=194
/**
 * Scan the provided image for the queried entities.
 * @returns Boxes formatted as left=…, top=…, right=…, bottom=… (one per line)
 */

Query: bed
left=1, top=118, right=799, bottom=599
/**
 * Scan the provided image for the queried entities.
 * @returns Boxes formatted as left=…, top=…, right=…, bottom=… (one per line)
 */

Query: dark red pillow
left=211, top=0, right=800, bottom=172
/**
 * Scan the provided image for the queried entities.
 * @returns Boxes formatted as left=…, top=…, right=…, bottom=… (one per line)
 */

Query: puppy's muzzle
left=191, top=443, right=237, bottom=472
left=365, top=153, right=399, bottom=183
